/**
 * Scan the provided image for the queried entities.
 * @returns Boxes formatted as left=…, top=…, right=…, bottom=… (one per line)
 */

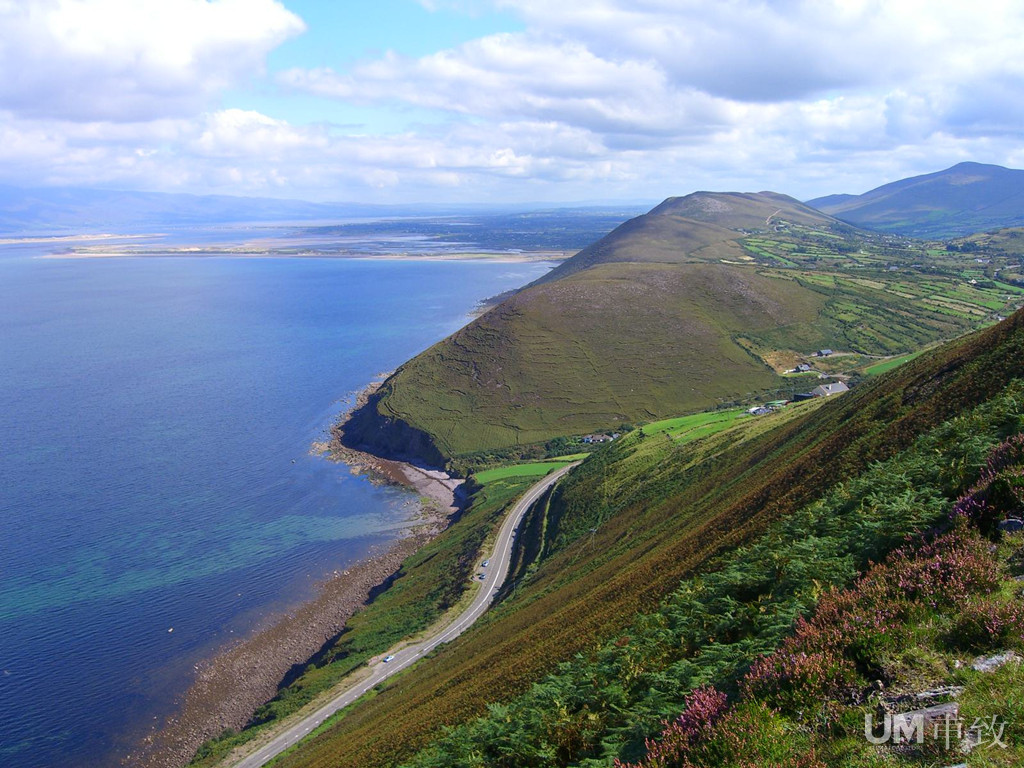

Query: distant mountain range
left=8, top=162, right=1024, bottom=240
left=807, top=161, right=1024, bottom=238
left=0, top=186, right=419, bottom=234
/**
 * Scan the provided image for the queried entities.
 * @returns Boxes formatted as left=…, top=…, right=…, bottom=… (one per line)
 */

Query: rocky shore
left=320, top=376, right=462, bottom=510
left=128, top=378, right=462, bottom=768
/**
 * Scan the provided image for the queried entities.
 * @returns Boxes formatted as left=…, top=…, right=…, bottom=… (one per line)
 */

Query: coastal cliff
left=338, top=381, right=448, bottom=470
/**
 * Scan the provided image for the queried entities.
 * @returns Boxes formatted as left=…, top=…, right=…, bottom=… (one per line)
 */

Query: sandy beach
left=127, top=379, right=463, bottom=768
left=0, top=233, right=163, bottom=245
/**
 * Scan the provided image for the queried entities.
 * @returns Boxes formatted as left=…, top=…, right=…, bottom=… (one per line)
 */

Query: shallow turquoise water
left=0, top=245, right=551, bottom=767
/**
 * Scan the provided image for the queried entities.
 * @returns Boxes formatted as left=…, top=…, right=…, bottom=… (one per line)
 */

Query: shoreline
left=36, top=249, right=571, bottom=263
left=316, top=376, right=463, bottom=509
left=128, top=379, right=462, bottom=768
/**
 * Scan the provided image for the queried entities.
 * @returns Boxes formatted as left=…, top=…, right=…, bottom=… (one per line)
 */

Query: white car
left=383, top=654, right=395, bottom=663
left=481, top=560, right=489, bottom=567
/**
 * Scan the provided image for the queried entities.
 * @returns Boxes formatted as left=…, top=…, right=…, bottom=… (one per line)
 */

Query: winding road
left=230, top=461, right=579, bottom=768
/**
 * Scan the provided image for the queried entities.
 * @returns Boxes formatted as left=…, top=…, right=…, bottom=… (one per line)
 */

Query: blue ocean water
left=0, top=244, right=551, bottom=768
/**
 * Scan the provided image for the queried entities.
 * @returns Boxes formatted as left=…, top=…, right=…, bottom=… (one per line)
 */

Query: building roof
left=812, top=381, right=850, bottom=397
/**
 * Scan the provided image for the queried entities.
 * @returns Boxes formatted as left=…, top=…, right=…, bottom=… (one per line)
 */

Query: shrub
left=743, top=524, right=1002, bottom=718
left=947, top=594, right=1024, bottom=652
left=615, top=695, right=825, bottom=768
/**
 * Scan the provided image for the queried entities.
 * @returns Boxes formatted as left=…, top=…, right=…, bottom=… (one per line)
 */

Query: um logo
left=864, top=713, right=925, bottom=745
left=865, top=708, right=1009, bottom=751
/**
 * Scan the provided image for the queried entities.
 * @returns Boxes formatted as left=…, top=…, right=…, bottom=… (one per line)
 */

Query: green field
left=640, top=407, right=749, bottom=443
left=473, top=459, right=577, bottom=484
left=864, top=349, right=926, bottom=376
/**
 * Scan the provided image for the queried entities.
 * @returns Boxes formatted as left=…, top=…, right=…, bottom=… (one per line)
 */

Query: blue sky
left=2, top=0, right=1024, bottom=204
left=223, top=1, right=523, bottom=130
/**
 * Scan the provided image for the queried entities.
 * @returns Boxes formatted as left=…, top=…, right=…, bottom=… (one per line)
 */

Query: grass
left=273, top=310, right=1024, bottom=768
left=353, top=259, right=815, bottom=460
left=864, top=349, right=927, bottom=376
left=620, top=518, right=1024, bottom=768
left=640, top=408, right=747, bottom=437
left=639, top=407, right=758, bottom=447
left=348, top=193, right=1024, bottom=466
left=395, top=364, right=1024, bottom=765
left=473, top=460, right=578, bottom=484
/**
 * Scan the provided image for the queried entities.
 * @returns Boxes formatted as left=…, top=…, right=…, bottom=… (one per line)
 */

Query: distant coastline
left=132, top=378, right=464, bottom=768
left=38, top=248, right=571, bottom=262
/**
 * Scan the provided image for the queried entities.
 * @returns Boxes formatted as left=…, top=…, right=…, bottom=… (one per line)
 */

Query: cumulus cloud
left=0, top=0, right=304, bottom=121
left=282, top=0, right=1024, bottom=162
left=0, top=100, right=1007, bottom=205
left=5, top=0, right=1024, bottom=202
left=280, top=36, right=737, bottom=145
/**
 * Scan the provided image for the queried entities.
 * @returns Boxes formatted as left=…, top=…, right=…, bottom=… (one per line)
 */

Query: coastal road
left=231, top=461, right=579, bottom=768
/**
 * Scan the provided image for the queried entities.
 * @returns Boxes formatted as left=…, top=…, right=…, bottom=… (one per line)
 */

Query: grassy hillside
left=534, top=191, right=836, bottom=284
left=808, top=161, right=1024, bottom=238
left=343, top=191, right=1021, bottom=466
left=355, top=261, right=818, bottom=457
left=276, top=310, right=1024, bottom=768
left=615, top=517, right=1024, bottom=768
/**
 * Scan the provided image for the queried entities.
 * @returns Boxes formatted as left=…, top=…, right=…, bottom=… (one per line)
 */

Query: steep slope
left=345, top=260, right=820, bottom=460
left=536, top=190, right=837, bottom=283
left=342, top=190, right=1009, bottom=466
left=807, top=161, right=1024, bottom=238
left=281, top=310, right=1024, bottom=768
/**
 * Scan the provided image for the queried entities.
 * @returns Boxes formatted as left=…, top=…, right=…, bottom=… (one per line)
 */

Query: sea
left=0, top=228, right=553, bottom=768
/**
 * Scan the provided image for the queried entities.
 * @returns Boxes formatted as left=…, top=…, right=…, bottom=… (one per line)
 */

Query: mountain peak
left=807, top=162, right=1024, bottom=238
left=648, top=190, right=832, bottom=230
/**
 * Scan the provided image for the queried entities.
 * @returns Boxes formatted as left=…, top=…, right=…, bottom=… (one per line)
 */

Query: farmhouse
left=817, top=349, right=833, bottom=357
left=811, top=381, right=849, bottom=398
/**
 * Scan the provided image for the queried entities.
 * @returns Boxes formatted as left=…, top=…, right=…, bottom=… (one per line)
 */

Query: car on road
left=383, top=654, right=395, bottom=663
left=481, top=560, right=489, bottom=567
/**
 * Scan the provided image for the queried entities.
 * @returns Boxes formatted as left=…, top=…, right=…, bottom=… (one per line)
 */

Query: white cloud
left=0, top=0, right=304, bottom=121
left=277, top=0, right=1024, bottom=188
left=0, top=101, right=1014, bottom=205
left=4, top=0, right=1024, bottom=203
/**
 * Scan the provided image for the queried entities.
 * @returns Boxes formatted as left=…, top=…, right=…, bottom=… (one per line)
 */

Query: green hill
left=276, top=308, right=1024, bottom=768
left=342, top=190, right=1018, bottom=466
left=807, top=161, right=1024, bottom=238
left=534, top=191, right=837, bottom=283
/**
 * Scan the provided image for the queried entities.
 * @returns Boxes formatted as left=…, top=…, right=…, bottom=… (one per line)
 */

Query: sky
left=3, top=0, right=1024, bottom=204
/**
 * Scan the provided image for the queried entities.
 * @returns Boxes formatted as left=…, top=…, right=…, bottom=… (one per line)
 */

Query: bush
left=947, top=594, right=1024, bottom=652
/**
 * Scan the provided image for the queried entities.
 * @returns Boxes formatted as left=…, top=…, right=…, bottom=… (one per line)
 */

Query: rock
left=972, top=651, right=1019, bottom=672
left=878, top=685, right=963, bottom=713
left=911, top=685, right=964, bottom=702
left=890, top=702, right=959, bottom=743
left=998, top=518, right=1024, bottom=532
